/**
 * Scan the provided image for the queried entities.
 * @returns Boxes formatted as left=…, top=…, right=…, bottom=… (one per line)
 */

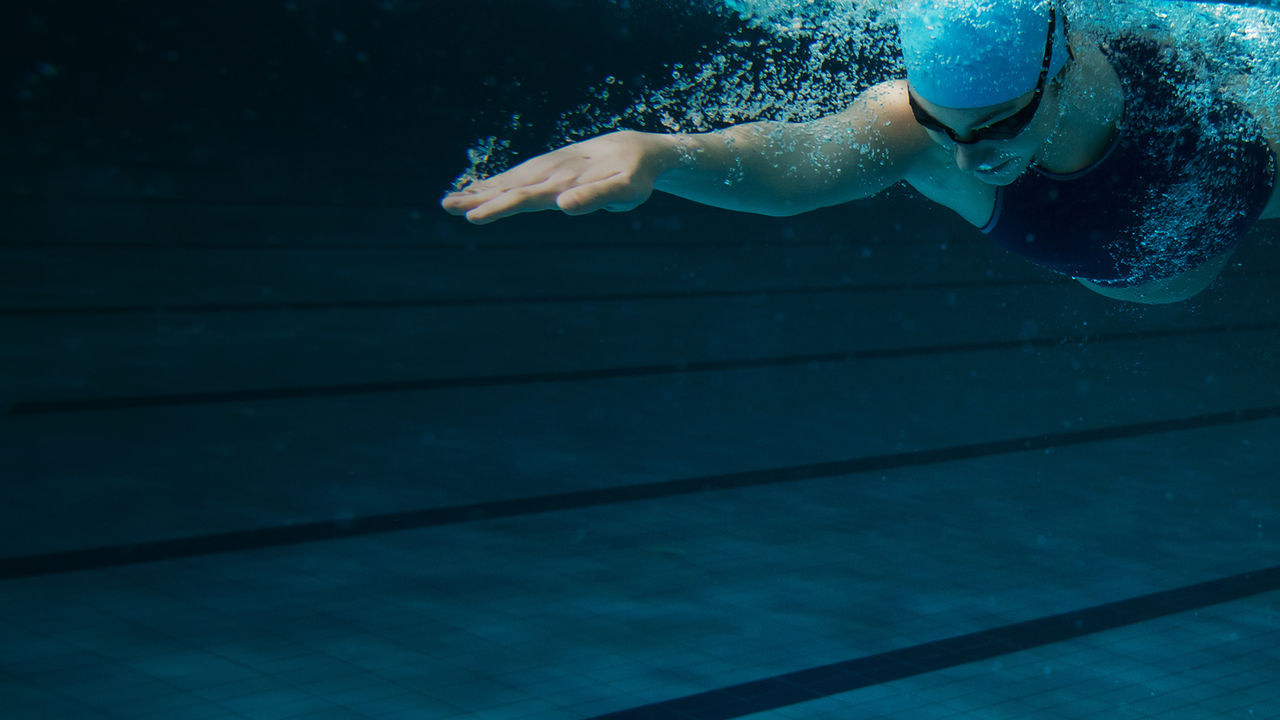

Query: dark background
left=3, top=0, right=777, bottom=206
left=4, top=0, right=1275, bottom=207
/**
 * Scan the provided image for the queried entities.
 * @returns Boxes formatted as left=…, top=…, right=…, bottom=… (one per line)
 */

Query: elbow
left=755, top=174, right=878, bottom=216
left=756, top=204, right=807, bottom=217
left=754, top=190, right=850, bottom=217
left=746, top=186, right=823, bottom=216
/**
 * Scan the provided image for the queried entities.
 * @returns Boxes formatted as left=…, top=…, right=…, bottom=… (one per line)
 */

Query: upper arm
left=784, top=79, right=935, bottom=206
left=657, top=79, right=935, bottom=217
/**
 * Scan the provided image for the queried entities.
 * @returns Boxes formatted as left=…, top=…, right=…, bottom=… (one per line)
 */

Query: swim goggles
left=908, top=6, right=1065, bottom=145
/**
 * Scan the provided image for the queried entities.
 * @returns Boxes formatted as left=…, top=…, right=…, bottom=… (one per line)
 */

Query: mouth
left=975, top=158, right=1015, bottom=177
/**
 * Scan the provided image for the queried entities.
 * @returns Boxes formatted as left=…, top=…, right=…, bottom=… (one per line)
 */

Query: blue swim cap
left=899, top=0, right=1070, bottom=109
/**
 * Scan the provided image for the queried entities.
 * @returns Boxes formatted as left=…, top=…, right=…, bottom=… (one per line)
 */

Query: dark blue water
left=3, top=2, right=1280, bottom=718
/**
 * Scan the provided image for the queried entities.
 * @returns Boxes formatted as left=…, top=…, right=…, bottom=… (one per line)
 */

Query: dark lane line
left=5, top=271, right=1279, bottom=317
left=0, top=194, right=445, bottom=211
left=2, top=403, right=1278, bottom=579
left=6, top=322, right=1277, bottom=416
left=591, top=565, right=1280, bottom=719
left=0, top=239, right=848, bottom=251
left=0, top=280, right=1052, bottom=317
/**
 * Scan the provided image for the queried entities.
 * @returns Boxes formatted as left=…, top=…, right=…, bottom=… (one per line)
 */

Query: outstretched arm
left=441, top=79, right=930, bottom=225
left=655, top=81, right=928, bottom=216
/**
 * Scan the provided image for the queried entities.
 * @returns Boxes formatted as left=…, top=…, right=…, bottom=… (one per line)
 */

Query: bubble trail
left=456, top=0, right=1280, bottom=205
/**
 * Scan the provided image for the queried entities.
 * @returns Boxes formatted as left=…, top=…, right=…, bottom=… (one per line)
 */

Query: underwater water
left=459, top=0, right=1280, bottom=181
left=3, top=1, right=1280, bottom=718
left=453, top=0, right=1280, bottom=287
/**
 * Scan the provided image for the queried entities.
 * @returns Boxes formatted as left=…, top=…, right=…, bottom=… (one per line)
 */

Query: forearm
left=444, top=80, right=915, bottom=225
left=652, top=120, right=884, bottom=216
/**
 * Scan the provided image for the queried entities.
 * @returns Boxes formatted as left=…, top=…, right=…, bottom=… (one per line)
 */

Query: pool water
left=3, top=1, right=1279, bottom=718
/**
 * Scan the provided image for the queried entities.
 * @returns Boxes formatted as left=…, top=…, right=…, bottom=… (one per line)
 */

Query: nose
left=953, top=144, right=1000, bottom=173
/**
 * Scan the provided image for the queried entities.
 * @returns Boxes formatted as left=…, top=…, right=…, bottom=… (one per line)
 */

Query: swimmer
left=441, top=0, right=1280, bottom=304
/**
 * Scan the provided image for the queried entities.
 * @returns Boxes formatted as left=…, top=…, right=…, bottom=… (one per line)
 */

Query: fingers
left=440, top=171, right=651, bottom=225
left=440, top=191, right=481, bottom=216
left=452, top=181, right=564, bottom=225
left=555, top=173, right=649, bottom=215
left=439, top=134, right=653, bottom=224
left=441, top=167, right=550, bottom=217
left=441, top=188, right=494, bottom=216
left=440, top=178, right=548, bottom=223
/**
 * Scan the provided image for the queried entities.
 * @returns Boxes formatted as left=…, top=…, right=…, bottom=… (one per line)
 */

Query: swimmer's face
left=911, top=81, right=1062, bottom=186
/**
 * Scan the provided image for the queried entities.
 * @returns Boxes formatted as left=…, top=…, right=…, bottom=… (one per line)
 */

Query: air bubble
left=455, top=0, right=1280, bottom=193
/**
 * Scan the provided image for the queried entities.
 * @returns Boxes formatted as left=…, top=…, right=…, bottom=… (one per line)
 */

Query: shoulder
left=834, top=79, right=936, bottom=163
left=851, top=80, right=958, bottom=175
left=837, top=79, right=916, bottom=126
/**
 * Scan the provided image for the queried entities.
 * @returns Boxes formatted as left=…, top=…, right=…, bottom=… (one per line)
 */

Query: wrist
left=649, top=133, right=702, bottom=190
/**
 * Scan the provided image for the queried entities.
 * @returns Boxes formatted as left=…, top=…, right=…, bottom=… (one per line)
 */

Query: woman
left=442, top=0, right=1280, bottom=304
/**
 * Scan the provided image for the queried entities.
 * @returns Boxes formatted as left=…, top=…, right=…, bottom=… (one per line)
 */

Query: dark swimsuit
left=981, top=36, right=1277, bottom=287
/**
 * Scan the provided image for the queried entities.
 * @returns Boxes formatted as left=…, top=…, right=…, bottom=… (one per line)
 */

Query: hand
left=441, top=131, right=670, bottom=225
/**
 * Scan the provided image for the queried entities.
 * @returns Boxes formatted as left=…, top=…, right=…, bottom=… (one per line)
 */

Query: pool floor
left=2, top=191, right=1279, bottom=719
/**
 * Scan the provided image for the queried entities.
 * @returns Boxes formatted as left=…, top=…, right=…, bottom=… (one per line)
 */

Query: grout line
left=1, top=403, right=1277, bottom=579
left=590, top=567, right=1280, bottom=719
left=6, top=322, right=1278, bottom=416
